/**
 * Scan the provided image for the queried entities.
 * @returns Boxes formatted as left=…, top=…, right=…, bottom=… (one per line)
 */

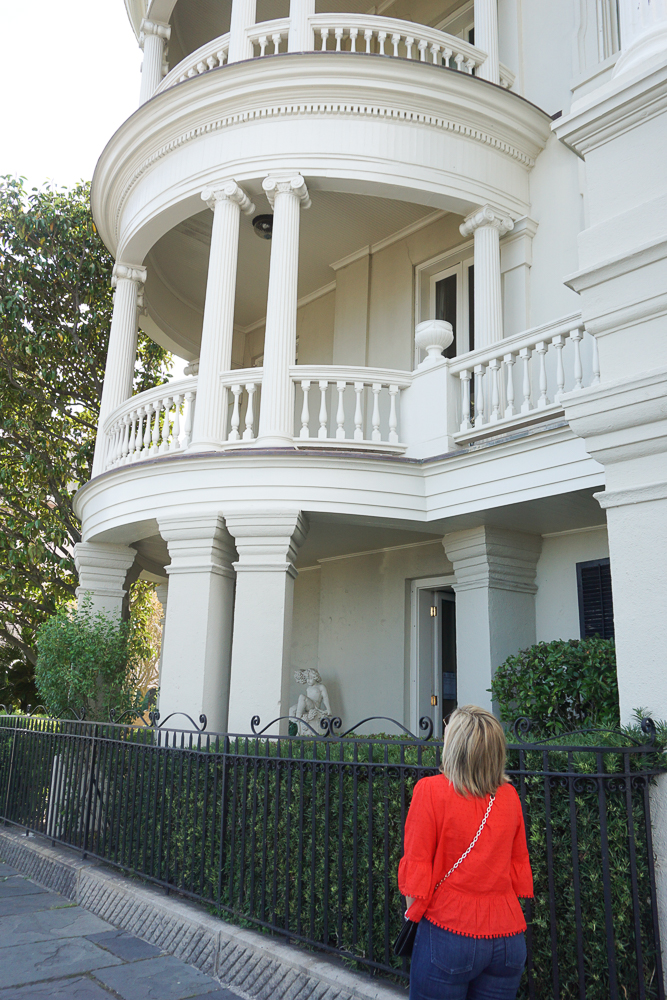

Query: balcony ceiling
left=146, top=191, right=439, bottom=347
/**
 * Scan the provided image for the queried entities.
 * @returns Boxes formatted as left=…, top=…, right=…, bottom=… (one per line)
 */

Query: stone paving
left=0, top=862, right=242, bottom=1000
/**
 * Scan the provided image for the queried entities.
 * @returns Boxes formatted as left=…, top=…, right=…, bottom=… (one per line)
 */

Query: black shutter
left=577, top=558, right=614, bottom=639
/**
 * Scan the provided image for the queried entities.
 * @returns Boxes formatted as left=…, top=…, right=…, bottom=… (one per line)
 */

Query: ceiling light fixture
left=252, top=214, right=273, bottom=240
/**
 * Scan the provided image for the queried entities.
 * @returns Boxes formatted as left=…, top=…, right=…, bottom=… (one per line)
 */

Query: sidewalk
left=0, top=862, right=241, bottom=1000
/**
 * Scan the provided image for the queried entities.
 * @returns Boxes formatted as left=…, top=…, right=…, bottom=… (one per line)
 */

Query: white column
left=158, top=515, right=236, bottom=734
left=257, top=175, right=311, bottom=447
left=139, top=19, right=171, bottom=104
left=615, top=0, right=667, bottom=77
left=460, top=206, right=513, bottom=351
left=443, top=527, right=541, bottom=710
left=225, top=511, right=308, bottom=733
left=288, top=0, right=316, bottom=51
left=228, top=0, right=257, bottom=63
left=92, top=263, right=146, bottom=477
left=155, top=582, right=169, bottom=690
left=189, top=182, right=255, bottom=453
left=474, top=0, right=500, bottom=84
left=74, top=542, right=137, bottom=619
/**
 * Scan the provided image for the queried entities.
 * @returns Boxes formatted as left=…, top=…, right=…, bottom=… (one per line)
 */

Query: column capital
left=443, top=526, right=541, bottom=594
left=139, top=18, right=171, bottom=47
left=74, top=541, right=136, bottom=602
left=158, top=514, right=236, bottom=580
left=202, top=181, right=256, bottom=216
left=225, top=510, right=308, bottom=577
left=112, top=262, right=147, bottom=288
left=460, top=205, right=514, bottom=239
left=263, top=174, right=311, bottom=210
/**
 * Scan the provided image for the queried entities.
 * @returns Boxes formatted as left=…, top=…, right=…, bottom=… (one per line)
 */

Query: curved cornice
left=91, top=53, right=551, bottom=257
left=124, top=0, right=147, bottom=38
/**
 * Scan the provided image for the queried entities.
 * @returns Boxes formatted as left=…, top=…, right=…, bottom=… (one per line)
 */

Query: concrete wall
left=535, top=526, right=610, bottom=642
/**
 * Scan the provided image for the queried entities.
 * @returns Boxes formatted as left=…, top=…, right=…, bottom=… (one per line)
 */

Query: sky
left=1, top=0, right=142, bottom=188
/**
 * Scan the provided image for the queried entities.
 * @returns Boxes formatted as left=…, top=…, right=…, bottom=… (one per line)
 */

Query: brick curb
left=0, top=826, right=407, bottom=1000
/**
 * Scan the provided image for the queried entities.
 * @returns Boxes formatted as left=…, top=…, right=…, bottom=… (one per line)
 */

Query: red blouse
left=397, top=775, right=533, bottom=939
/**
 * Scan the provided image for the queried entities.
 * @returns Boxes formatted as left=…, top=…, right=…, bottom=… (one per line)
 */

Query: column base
left=254, top=434, right=298, bottom=449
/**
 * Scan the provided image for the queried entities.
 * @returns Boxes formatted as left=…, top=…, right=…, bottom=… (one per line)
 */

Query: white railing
left=247, top=19, right=291, bottom=58
left=290, top=366, right=411, bottom=451
left=103, top=378, right=198, bottom=472
left=221, top=368, right=263, bottom=443
left=449, top=315, right=600, bottom=440
left=156, top=33, right=230, bottom=93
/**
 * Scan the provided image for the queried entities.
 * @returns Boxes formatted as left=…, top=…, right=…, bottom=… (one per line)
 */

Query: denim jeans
left=409, top=919, right=526, bottom=1000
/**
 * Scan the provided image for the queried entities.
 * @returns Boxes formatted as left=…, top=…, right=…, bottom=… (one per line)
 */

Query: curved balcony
left=156, top=15, right=515, bottom=97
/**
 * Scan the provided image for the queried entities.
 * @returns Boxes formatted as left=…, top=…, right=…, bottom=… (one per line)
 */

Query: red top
left=398, top=775, right=533, bottom=939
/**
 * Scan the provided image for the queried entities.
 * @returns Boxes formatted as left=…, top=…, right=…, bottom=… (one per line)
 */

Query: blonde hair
left=441, top=705, right=509, bottom=797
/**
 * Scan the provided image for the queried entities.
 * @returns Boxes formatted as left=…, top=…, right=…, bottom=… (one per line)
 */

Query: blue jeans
left=409, top=919, right=526, bottom=1000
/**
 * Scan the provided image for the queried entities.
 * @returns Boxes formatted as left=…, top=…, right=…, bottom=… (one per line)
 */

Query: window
left=577, top=558, right=615, bottom=639
left=416, top=248, right=474, bottom=366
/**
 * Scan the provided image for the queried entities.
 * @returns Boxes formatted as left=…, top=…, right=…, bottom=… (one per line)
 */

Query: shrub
left=490, top=637, right=619, bottom=736
left=34, top=600, right=143, bottom=719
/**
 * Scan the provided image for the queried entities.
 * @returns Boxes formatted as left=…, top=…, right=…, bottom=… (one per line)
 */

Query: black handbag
left=393, top=793, right=495, bottom=958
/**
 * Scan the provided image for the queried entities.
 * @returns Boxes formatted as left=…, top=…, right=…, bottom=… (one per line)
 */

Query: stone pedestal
left=225, top=511, right=308, bottom=733
left=74, top=542, right=137, bottom=618
left=158, top=515, right=236, bottom=733
left=443, top=527, right=542, bottom=709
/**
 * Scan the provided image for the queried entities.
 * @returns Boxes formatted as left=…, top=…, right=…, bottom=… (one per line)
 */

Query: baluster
left=454, top=52, right=465, bottom=71
left=459, top=370, right=472, bottom=432
left=405, top=36, right=415, bottom=59
left=474, top=364, right=485, bottom=427
left=442, top=47, right=452, bottom=68
left=334, top=27, right=344, bottom=51
left=170, top=394, right=182, bottom=451
left=552, top=335, right=565, bottom=403
left=378, top=31, right=387, bottom=54
left=570, top=327, right=583, bottom=390
left=335, top=381, right=347, bottom=439
left=217, top=49, right=227, bottom=66
left=536, top=341, right=549, bottom=408
left=243, top=383, right=256, bottom=440
left=504, top=353, right=516, bottom=418
left=271, top=32, right=282, bottom=53
left=228, top=385, right=242, bottom=441
left=183, top=390, right=195, bottom=448
left=364, top=29, right=373, bottom=53
left=318, top=380, right=329, bottom=438
left=591, top=333, right=600, bottom=385
left=142, top=403, right=153, bottom=454
left=519, top=348, right=532, bottom=413
left=197, top=61, right=207, bottom=75
left=206, top=55, right=217, bottom=70
left=391, top=33, right=401, bottom=57
left=133, top=409, right=144, bottom=460
left=150, top=399, right=162, bottom=454
left=418, top=39, right=428, bottom=61
left=106, top=425, right=117, bottom=468
left=430, top=43, right=441, bottom=64
left=319, top=27, right=329, bottom=50
left=299, top=380, right=311, bottom=438
left=127, top=410, right=137, bottom=461
left=489, top=359, right=501, bottom=422
left=388, top=385, right=399, bottom=444
left=257, top=35, right=267, bottom=56
left=350, top=27, right=358, bottom=52
left=160, top=396, right=171, bottom=453
left=465, top=57, right=475, bottom=73
left=371, top=383, right=382, bottom=442
left=354, top=382, right=364, bottom=440
left=120, top=415, right=131, bottom=464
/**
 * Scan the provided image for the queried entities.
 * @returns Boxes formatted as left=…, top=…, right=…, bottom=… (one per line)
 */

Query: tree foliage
left=490, top=636, right=619, bottom=736
left=0, top=176, right=169, bottom=692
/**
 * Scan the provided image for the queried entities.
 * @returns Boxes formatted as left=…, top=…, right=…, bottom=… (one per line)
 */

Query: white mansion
left=74, top=0, right=667, bottom=737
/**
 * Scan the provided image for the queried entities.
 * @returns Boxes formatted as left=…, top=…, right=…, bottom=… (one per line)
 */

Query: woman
left=398, top=705, right=533, bottom=1000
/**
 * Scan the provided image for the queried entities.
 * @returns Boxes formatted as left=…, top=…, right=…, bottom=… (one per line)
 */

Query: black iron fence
left=0, top=711, right=665, bottom=1000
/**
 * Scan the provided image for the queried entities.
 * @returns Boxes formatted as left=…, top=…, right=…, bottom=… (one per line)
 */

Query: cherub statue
left=289, top=668, right=332, bottom=735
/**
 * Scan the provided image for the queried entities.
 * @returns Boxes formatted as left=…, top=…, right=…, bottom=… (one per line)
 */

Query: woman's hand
left=405, top=895, right=415, bottom=917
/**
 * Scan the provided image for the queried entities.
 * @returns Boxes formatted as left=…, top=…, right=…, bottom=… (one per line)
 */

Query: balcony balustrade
left=98, top=314, right=599, bottom=476
left=155, top=14, right=514, bottom=99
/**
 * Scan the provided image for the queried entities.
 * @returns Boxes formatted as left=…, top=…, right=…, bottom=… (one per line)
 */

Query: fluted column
left=460, top=206, right=513, bottom=350
left=139, top=19, right=171, bottom=104
left=474, top=0, right=500, bottom=84
left=288, top=0, right=316, bottom=51
left=189, top=181, right=255, bottom=453
left=92, top=263, right=146, bottom=477
left=228, top=0, right=257, bottom=63
left=257, top=174, right=311, bottom=447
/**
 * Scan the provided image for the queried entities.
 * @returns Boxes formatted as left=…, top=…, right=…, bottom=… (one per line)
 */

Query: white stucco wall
left=535, top=525, right=609, bottom=642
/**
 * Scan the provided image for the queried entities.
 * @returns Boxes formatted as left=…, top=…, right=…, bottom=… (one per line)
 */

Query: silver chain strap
left=433, top=794, right=495, bottom=892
